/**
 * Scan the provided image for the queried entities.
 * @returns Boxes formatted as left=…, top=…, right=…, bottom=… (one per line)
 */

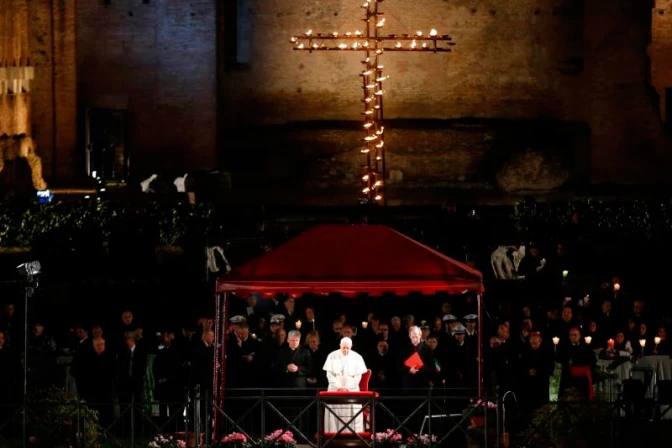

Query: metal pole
left=205, top=389, right=210, bottom=447
left=496, top=394, right=500, bottom=448
left=427, top=388, right=432, bottom=441
left=131, top=396, right=135, bottom=448
left=22, top=281, right=32, bottom=448
left=22, top=288, right=27, bottom=447
left=477, top=293, right=484, bottom=398
left=484, top=392, right=488, bottom=448
left=195, top=385, right=201, bottom=447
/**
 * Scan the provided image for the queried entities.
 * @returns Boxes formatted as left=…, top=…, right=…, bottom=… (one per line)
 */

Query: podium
left=318, top=391, right=378, bottom=447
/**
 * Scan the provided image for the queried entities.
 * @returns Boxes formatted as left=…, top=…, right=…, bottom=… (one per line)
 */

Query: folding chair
left=654, top=380, right=672, bottom=420
left=619, top=378, right=646, bottom=419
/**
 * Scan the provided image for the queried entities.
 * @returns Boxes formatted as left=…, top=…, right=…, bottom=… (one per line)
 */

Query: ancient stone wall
left=650, top=0, right=672, bottom=122
left=0, top=0, right=69, bottom=188
left=76, top=0, right=217, bottom=177
left=221, top=0, right=672, bottom=203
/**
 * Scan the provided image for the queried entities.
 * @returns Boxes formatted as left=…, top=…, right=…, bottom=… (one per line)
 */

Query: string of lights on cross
left=289, top=0, right=455, bottom=204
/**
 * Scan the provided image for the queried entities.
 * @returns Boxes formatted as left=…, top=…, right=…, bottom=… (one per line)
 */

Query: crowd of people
left=0, top=307, right=216, bottom=426
left=0, top=235, right=667, bottom=434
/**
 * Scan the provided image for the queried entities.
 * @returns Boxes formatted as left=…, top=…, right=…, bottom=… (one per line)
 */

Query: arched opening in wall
left=85, top=108, right=129, bottom=185
left=666, top=88, right=672, bottom=129
left=223, top=0, right=252, bottom=67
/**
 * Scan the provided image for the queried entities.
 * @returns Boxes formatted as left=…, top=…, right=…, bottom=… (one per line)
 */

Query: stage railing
left=0, top=387, right=668, bottom=447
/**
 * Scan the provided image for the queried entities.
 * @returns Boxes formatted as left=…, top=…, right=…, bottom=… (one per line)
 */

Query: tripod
left=21, top=276, right=37, bottom=447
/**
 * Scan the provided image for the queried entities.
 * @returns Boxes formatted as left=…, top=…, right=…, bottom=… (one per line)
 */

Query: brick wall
left=76, top=0, right=217, bottom=178
left=650, top=0, right=672, bottom=122
left=220, top=0, right=672, bottom=200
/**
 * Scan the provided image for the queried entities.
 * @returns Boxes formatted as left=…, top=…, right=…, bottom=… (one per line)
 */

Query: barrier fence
left=1, top=388, right=670, bottom=448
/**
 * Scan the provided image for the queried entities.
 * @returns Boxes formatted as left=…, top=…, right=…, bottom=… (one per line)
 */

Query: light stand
left=17, top=261, right=41, bottom=448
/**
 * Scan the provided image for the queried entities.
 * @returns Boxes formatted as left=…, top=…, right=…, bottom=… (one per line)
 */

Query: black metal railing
left=1, top=387, right=669, bottom=448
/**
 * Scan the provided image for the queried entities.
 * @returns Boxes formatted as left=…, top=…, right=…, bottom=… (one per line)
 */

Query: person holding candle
left=608, top=332, right=632, bottom=355
left=298, top=305, right=319, bottom=339
left=276, top=297, right=298, bottom=330
left=546, top=242, right=573, bottom=291
left=653, top=326, right=669, bottom=355
left=518, top=242, right=546, bottom=297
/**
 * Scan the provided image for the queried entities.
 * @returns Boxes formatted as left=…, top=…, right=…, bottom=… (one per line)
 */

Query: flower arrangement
left=371, top=429, right=402, bottom=447
left=148, top=434, right=186, bottom=448
left=264, top=429, right=297, bottom=447
left=463, top=399, right=497, bottom=417
left=26, top=386, right=100, bottom=448
left=406, top=434, right=437, bottom=447
left=216, top=432, right=253, bottom=448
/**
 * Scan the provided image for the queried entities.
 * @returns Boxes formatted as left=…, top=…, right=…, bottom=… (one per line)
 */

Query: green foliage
left=528, top=388, right=613, bottom=448
left=513, top=199, right=672, bottom=243
left=26, top=386, right=100, bottom=448
left=0, top=200, right=213, bottom=249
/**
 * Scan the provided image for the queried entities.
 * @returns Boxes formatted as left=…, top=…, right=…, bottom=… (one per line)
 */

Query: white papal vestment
left=322, top=350, right=368, bottom=434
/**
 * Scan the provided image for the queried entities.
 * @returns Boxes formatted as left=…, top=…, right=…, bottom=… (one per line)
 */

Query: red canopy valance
left=216, top=224, right=483, bottom=297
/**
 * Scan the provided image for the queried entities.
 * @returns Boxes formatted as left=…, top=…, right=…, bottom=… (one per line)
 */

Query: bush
left=26, top=387, right=100, bottom=448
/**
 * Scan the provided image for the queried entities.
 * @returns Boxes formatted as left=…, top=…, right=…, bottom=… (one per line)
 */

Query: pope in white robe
left=322, top=337, right=368, bottom=434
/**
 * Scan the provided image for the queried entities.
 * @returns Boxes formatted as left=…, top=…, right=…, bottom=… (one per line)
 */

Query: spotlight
left=17, top=261, right=41, bottom=277
left=36, top=190, right=53, bottom=204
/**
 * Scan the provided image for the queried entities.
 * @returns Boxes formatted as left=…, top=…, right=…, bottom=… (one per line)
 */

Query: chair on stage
left=359, top=369, right=373, bottom=430
left=317, top=369, right=377, bottom=447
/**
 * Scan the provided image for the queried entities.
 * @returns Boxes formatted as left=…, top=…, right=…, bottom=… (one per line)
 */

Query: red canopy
left=216, top=224, right=483, bottom=297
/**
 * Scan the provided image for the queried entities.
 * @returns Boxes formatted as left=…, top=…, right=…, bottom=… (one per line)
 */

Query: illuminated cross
left=290, top=0, right=455, bottom=205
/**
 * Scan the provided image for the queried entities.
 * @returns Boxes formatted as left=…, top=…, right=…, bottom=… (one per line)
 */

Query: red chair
left=318, top=369, right=378, bottom=442
left=359, top=369, right=372, bottom=391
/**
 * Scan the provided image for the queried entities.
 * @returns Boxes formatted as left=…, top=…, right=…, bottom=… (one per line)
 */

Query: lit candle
left=655, top=337, right=661, bottom=345
left=562, top=270, right=569, bottom=279
left=251, top=333, right=257, bottom=340
left=614, top=283, right=621, bottom=292
left=607, top=339, right=615, bottom=349
left=311, top=318, right=315, bottom=331
left=362, top=321, right=368, bottom=329
left=295, top=320, right=302, bottom=330
left=584, top=336, right=592, bottom=345
left=552, top=337, right=560, bottom=345
left=639, top=339, right=646, bottom=348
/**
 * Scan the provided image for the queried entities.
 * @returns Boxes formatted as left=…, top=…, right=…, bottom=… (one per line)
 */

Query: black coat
left=189, top=341, right=215, bottom=394
left=397, top=341, right=435, bottom=391
left=518, top=346, right=555, bottom=411
left=272, top=345, right=312, bottom=388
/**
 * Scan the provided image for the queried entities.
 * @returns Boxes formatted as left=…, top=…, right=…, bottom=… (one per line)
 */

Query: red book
left=404, top=352, right=424, bottom=369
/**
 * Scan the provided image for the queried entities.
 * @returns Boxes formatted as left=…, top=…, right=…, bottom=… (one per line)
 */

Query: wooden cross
left=290, top=0, right=455, bottom=204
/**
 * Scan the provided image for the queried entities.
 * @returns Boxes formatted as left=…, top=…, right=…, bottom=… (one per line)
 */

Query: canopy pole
left=213, top=292, right=228, bottom=435
left=477, top=292, right=484, bottom=398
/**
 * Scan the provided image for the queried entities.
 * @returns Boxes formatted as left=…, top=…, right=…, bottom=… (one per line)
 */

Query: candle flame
left=430, top=29, right=438, bottom=36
